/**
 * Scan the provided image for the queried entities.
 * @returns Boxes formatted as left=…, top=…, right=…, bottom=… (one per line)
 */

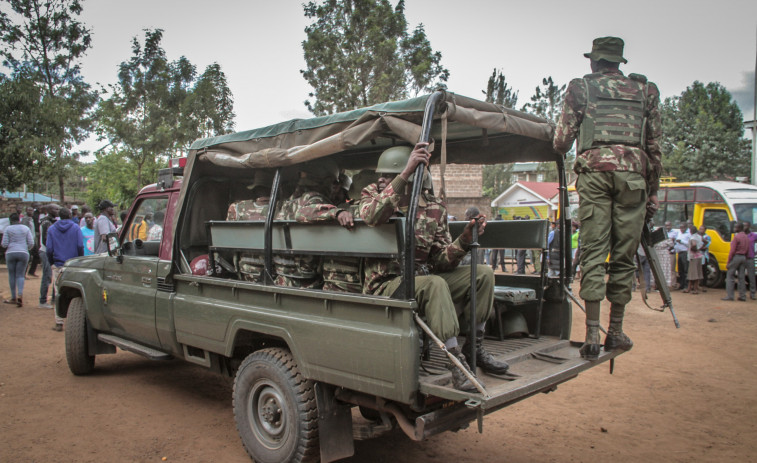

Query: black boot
left=464, top=331, right=509, bottom=375
left=604, top=332, right=633, bottom=352
left=447, top=347, right=478, bottom=392
left=580, top=319, right=601, bottom=360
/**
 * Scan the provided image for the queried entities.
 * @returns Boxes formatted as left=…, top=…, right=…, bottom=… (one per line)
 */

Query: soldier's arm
left=552, top=78, right=586, bottom=155
left=359, top=181, right=403, bottom=226
left=294, top=194, right=345, bottom=223
left=644, top=82, right=663, bottom=195
left=428, top=203, right=468, bottom=272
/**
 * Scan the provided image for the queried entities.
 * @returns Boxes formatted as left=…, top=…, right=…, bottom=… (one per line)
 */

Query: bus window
left=703, top=209, right=732, bottom=242
left=667, top=188, right=694, bottom=202
left=664, top=202, right=688, bottom=225
left=694, top=187, right=723, bottom=203
left=734, top=203, right=757, bottom=224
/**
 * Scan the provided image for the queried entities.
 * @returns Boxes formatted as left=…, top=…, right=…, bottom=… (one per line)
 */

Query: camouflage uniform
left=554, top=68, right=661, bottom=307
left=360, top=176, right=494, bottom=341
left=227, top=199, right=269, bottom=282
left=274, top=189, right=346, bottom=289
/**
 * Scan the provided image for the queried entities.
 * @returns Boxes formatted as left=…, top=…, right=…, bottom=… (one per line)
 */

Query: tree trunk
left=58, top=173, right=65, bottom=204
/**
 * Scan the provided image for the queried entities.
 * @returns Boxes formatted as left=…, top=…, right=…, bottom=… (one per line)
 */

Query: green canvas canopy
left=186, top=91, right=558, bottom=171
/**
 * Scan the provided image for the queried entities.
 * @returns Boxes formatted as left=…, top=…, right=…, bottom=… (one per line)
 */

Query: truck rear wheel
left=65, top=297, right=95, bottom=375
left=233, top=347, right=319, bottom=463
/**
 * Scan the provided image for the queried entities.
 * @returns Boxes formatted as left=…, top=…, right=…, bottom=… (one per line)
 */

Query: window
left=125, top=196, right=168, bottom=243
left=734, top=203, right=757, bottom=224
left=694, top=187, right=722, bottom=203
left=702, top=209, right=731, bottom=242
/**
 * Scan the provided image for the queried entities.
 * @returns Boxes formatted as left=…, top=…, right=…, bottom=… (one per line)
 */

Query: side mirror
left=107, top=232, right=123, bottom=263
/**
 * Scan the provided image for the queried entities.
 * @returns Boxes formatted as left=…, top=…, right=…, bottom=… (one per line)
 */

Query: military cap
left=584, top=36, right=627, bottom=64
left=247, top=169, right=274, bottom=191
left=300, top=158, right=339, bottom=182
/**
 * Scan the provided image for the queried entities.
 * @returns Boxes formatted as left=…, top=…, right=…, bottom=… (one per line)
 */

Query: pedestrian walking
left=46, top=207, right=84, bottom=331
left=38, top=204, right=59, bottom=309
left=2, top=213, right=34, bottom=307
left=722, top=222, right=749, bottom=301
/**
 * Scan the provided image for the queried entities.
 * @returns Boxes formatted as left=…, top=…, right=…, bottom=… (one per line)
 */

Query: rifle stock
left=640, top=223, right=681, bottom=328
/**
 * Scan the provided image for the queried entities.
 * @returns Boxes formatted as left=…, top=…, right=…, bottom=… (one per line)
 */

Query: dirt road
left=1, top=270, right=755, bottom=462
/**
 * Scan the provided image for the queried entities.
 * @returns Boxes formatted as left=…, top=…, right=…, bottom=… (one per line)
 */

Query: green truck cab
left=56, top=91, right=623, bottom=463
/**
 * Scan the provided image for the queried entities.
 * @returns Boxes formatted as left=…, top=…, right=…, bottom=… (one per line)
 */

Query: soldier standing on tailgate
left=274, top=158, right=353, bottom=289
left=360, top=144, right=509, bottom=392
left=553, top=37, right=663, bottom=359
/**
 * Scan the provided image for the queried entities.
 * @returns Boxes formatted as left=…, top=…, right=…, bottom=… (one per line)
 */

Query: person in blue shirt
left=81, top=212, right=95, bottom=256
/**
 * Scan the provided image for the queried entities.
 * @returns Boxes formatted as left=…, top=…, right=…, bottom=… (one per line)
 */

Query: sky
left=67, top=0, right=757, bottom=154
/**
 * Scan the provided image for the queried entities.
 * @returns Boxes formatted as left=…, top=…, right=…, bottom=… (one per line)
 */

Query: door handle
left=141, top=277, right=152, bottom=285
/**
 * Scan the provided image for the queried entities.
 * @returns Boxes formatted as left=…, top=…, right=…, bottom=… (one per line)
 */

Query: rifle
left=639, top=223, right=680, bottom=328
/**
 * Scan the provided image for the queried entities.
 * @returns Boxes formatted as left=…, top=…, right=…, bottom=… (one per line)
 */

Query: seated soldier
left=274, top=158, right=353, bottom=289
left=360, top=143, right=509, bottom=392
left=227, top=170, right=273, bottom=283
left=323, top=171, right=363, bottom=293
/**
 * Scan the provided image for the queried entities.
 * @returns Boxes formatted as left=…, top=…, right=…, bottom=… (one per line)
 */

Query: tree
left=522, top=76, right=570, bottom=183
left=0, top=74, right=48, bottom=191
left=481, top=69, right=518, bottom=200
left=660, top=81, right=751, bottom=181
left=301, top=0, right=448, bottom=115
left=0, top=0, right=98, bottom=199
left=181, top=63, right=236, bottom=146
left=482, top=68, right=518, bottom=108
left=521, top=76, right=565, bottom=123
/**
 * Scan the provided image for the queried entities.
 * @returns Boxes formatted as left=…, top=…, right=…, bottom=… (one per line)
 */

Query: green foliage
left=521, top=76, right=565, bottom=123
left=97, top=29, right=235, bottom=188
left=79, top=149, right=167, bottom=210
left=301, top=0, right=448, bottom=115
left=0, top=0, right=98, bottom=199
left=482, top=69, right=518, bottom=108
left=660, top=81, right=751, bottom=181
left=481, top=69, right=518, bottom=200
left=0, top=74, right=48, bottom=191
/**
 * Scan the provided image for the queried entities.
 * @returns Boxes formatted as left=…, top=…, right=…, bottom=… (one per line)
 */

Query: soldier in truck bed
left=227, top=170, right=273, bottom=283
left=359, top=143, right=509, bottom=392
left=274, top=158, right=354, bottom=289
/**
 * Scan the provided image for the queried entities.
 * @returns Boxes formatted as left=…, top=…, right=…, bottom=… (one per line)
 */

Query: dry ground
left=1, top=267, right=756, bottom=462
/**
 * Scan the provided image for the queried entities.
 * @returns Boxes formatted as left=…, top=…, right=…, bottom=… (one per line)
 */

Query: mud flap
left=315, top=383, right=354, bottom=463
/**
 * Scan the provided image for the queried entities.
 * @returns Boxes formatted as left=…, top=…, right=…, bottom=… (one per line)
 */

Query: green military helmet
left=376, top=146, right=412, bottom=174
left=248, top=169, right=274, bottom=191
left=300, top=157, right=340, bottom=182
left=500, top=310, right=530, bottom=338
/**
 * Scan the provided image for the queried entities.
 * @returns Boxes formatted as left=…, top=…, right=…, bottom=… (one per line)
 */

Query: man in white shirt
left=672, top=222, right=691, bottom=290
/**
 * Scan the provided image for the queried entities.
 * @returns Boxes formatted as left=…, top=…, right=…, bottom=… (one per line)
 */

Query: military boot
left=464, top=331, right=510, bottom=375
left=579, top=320, right=601, bottom=360
left=604, top=308, right=633, bottom=352
left=447, top=346, right=479, bottom=392
left=604, top=305, right=633, bottom=352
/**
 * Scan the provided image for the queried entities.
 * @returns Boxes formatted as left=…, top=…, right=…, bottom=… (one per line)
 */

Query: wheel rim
left=248, top=379, right=290, bottom=450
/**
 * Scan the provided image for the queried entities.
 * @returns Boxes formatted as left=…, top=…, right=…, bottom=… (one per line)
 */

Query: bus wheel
left=705, top=255, right=724, bottom=288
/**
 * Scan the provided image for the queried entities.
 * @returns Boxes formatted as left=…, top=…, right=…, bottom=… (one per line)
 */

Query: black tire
left=233, top=347, right=319, bottom=463
left=705, top=255, right=724, bottom=288
left=65, top=297, right=95, bottom=375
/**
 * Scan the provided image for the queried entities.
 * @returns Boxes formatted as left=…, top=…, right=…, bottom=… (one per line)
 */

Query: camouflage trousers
left=577, top=171, right=647, bottom=305
left=377, top=265, right=494, bottom=341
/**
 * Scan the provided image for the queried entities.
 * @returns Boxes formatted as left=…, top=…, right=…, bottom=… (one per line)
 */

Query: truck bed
left=418, top=335, right=622, bottom=411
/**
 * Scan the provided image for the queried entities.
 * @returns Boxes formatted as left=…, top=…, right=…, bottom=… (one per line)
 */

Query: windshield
left=734, top=203, right=757, bottom=224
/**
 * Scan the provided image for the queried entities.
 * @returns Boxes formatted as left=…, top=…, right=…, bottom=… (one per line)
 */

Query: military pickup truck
left=57, top=91, right=623, bottom=463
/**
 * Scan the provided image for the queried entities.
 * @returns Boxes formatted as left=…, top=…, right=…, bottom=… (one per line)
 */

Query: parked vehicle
left=56, top=91, right=624, bottom=463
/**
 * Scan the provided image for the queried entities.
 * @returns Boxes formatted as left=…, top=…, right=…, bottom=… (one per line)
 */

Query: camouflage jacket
left=273, top=190, right=345, bottom=288
left=553, top=69, right=663, bottom=194
left=359, top=177, right=469, bottom=295
left=226, top=198, right=269, bottom=221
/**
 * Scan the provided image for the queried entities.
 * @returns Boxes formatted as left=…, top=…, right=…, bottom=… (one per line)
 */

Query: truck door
left=102, top=196, right=169, bottom=347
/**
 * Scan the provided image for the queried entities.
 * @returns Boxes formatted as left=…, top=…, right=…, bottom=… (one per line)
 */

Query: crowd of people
left=2, top=199, right=121, bottom=330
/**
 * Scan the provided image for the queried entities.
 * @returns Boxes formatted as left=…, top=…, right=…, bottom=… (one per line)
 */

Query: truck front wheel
left=65, top=297, right=95, bottom=375
left=233, top=347, right=319, bottom=463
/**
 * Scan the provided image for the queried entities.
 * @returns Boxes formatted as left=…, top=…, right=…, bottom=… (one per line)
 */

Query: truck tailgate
left=418, top=336, right=623, bottom=411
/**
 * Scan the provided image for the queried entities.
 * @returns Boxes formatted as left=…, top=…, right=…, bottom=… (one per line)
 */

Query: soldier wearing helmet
left=359, top=143, right=509, bottom=392
left=274, top=157, right=354, bottom=288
